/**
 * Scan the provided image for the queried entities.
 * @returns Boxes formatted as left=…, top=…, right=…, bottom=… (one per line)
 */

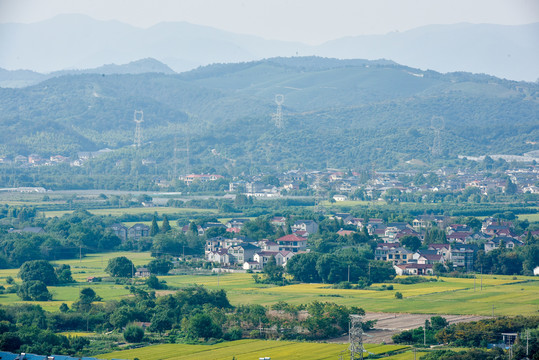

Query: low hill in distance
left=0, top=56, right=537, bottom=173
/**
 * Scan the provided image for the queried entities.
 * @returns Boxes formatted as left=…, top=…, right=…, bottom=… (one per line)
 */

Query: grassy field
left=0, top=253, right=537, bottom=315
left=42, top=206, right=218, bottom=218
left=517, top=213, right=539, bottom=222
left=0, top=252, right=154, bottom=311
left=100, top=340, right=410, bottom=360
left=163, top=273, right=539, bottom=316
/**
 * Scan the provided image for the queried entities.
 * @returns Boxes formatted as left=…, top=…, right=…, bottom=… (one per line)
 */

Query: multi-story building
left=275, top=234, right=308, bottom=252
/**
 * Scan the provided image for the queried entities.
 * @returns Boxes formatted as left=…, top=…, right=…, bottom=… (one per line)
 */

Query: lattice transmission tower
left=174, top=131, right=191, bottom=178
left=133, top=110, right=144, bottom=148
left=313, top=174, right=325, bottom=214
left=430, top=116, right=445, bottom=158
left=349, top=315, right=366, bottom=360
left=272, top=94, right=285, bottom=129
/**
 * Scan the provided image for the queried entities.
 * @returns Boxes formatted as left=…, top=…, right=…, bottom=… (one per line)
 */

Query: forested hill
left=0, top=57, right=537, bottom=172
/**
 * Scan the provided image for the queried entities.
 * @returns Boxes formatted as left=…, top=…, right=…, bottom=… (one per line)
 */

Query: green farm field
left=0, top=252, right=536, bottom=316
left=100, top=339, right=410, bottom=360
left=42, top=206, right=217, bottom=218
left=517, top=213, right=539, bottom=222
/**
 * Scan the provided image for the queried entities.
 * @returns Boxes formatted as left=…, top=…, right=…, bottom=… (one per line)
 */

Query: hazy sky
left=1, top=0, right=538, bottom=44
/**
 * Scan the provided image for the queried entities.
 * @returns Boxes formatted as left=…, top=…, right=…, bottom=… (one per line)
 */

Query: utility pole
left=480, top=265, right=483, bottom=291
left=526, top=330, right=529, bottom=357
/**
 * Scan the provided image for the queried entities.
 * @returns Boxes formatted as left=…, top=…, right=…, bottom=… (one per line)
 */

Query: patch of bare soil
left=328, top=312, right=491, bottom=344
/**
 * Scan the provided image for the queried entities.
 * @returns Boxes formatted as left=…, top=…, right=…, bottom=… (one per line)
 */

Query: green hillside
left=0, top=57, right=537, bottom=179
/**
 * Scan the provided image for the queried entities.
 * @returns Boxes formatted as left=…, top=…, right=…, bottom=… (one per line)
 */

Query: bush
left=395, top=292, right=403, bottom=299
left=123, top=325, right=144, bottom=343
left=17, top=280, right=52, bottom=301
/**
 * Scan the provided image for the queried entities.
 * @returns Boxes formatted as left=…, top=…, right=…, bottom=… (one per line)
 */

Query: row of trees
left=285, top=251, right=396, bottom=285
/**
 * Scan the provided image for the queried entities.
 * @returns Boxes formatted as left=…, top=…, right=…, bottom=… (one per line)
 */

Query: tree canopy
left=105, top=256, right=134, bottom=278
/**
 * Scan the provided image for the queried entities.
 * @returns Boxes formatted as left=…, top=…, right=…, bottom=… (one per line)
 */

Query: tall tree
left=400, top=235, right=422, bottom=252
left=105, top=256, right=134, bottom=278
left=19, top=260, right=58, bottom=285
left=263, top=255, right=283, bottom=284
left=161, top=215, right=171, bottom=233
left=150, top=215, right=159, bottom=236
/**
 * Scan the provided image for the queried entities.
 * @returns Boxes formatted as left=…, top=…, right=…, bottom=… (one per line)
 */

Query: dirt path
left=329, top=312, right=491, bottom=344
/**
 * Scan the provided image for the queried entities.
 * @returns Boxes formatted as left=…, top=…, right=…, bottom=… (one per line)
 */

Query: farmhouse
left=128, top=223, right=150, bottom=240
left=394, top=263, right=434, bottom=276
left=275, top=234, right=308, bottom=252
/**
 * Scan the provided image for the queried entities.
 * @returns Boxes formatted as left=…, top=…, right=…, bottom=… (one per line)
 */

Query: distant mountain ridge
left=0, top=14, right=537, bottom=81
left=0, top=58, right=175, bottom=87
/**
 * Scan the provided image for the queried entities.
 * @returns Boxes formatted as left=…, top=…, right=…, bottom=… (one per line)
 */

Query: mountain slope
left=0, top=57, right=537, bottom=173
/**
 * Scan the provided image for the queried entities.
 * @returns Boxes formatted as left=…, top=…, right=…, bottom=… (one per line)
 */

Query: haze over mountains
left=0, top=14, right=538, bottom=82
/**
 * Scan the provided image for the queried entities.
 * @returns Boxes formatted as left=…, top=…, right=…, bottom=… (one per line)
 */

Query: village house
left=253, top=251, right=290, bottom=268
left=134, top=267, right=151, bottom=278
left=257, top=240, right=280, bottom=252
left=226, top=219, right=250, bottom=229
left=446, top=231, right=474, bottom=243
left=270, top=216, right=287, bottom=227
left=8, top=227, right=45, bottom=234
left=206, top=248, right=230, bottom=265
left=333, top=194, right=348, bottom=202
left=446, top=224, right=473, bottom=234
left=227, top=243, right=261, bottom=264
left=427, top=244, right=451, bottom=260
left=275, top=234, right=308, bottom=252
left=394, top=263, right=434, bottom=276
left=449, top=244, right=478, bottom=271
left=412, top=214, right=449, bottom=231
left=484, top=237, right=524, bottom=253
left=337, top=229, right=355, bottom=237
left=109, top=223, right=128, bottom=242
left=206, top=236, right=227, bottom=252
left=415, top=252, right=444, bottom=265
left=346, top=217, right=365, bottom=228
left=292, top=220, right=319, bottom=234
left=374, top=243, right=412, bottom=265
left=128, top=223, right=150, bottom=240
left=179, top=174, right=224, bottom=185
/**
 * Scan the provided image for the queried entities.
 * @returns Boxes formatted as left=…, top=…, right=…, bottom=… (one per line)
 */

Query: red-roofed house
left=337, top=229, right=355, bottom=237
left=276, top=234, right=308, bottom=252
